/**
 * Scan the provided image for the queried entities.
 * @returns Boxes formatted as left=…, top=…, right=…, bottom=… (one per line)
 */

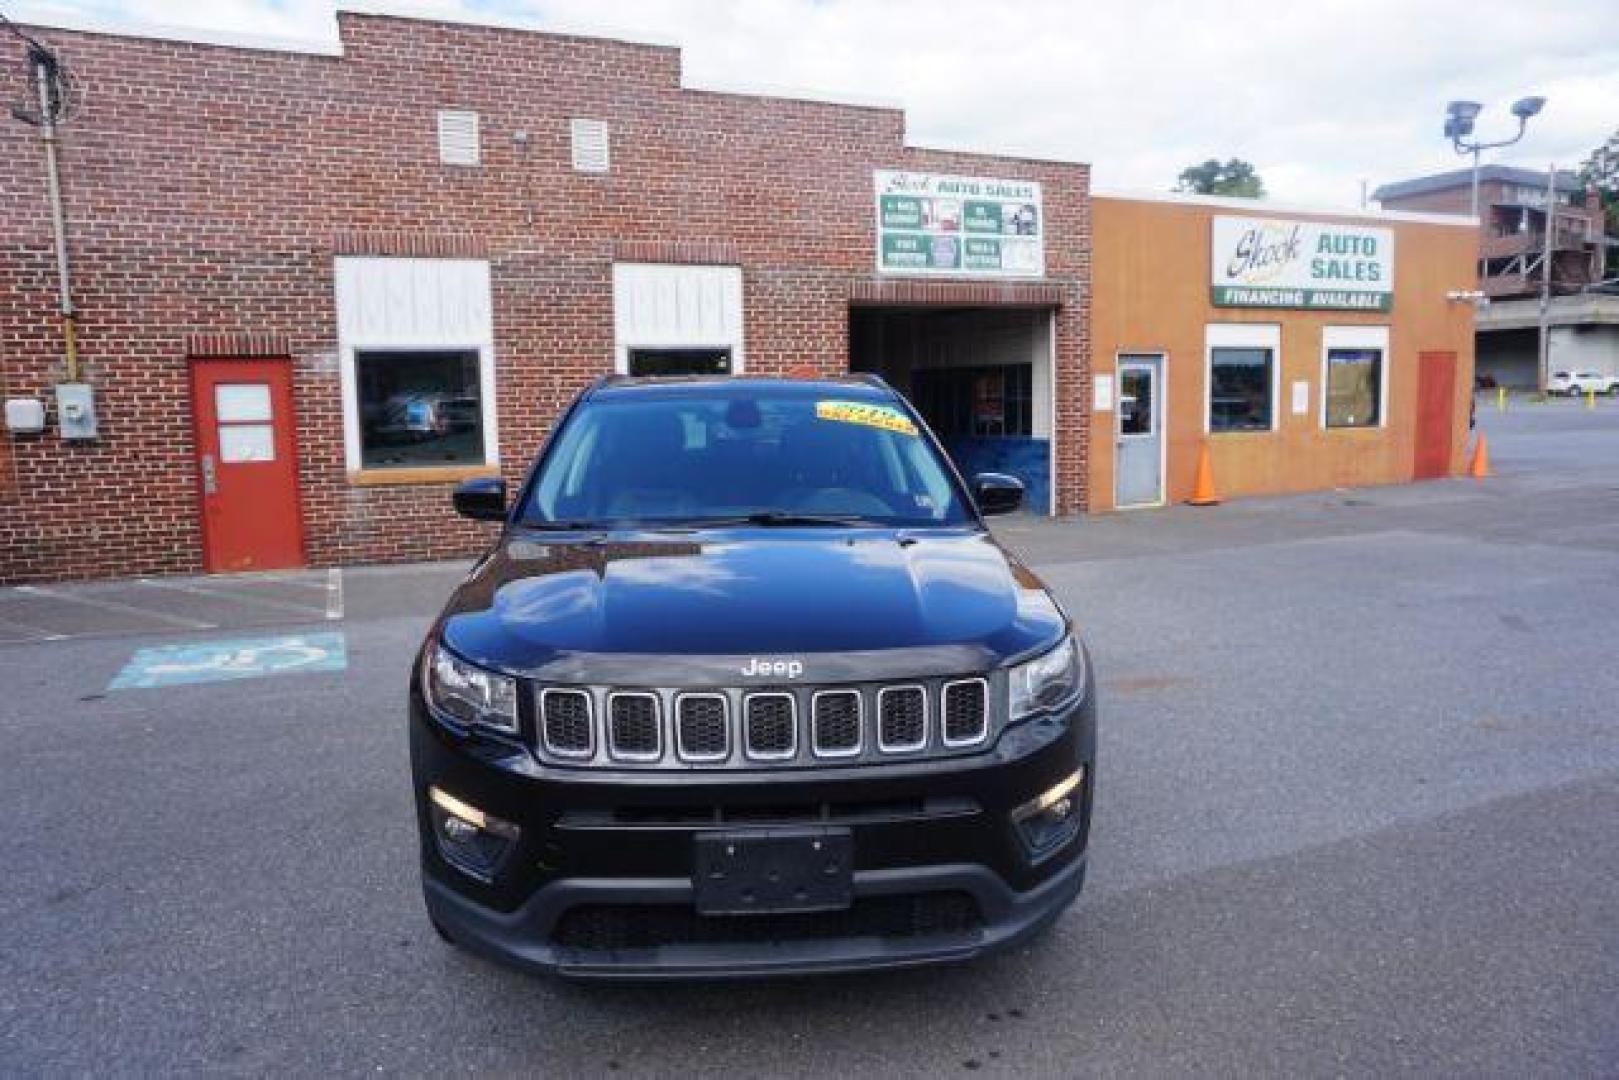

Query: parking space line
left=14, top=585, right=217, bottom=630
left=219, top=574, right=331, bottom=590
left=325, top=568, right=344, bottom=620
left=134, top=578, right=329, bottom=618
left=0, top=613, right=67, bottom=642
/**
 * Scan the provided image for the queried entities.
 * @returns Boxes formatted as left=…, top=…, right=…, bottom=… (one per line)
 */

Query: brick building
left=1374, top=165, right=1606, bottom=300
left=1375, top=165, right=1617, bottom=389
left=1, top=10, right=1090, bottom=582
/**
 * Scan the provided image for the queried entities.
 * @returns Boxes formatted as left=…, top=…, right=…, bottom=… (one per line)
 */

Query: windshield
left=520, top=385, right=973, bottom=528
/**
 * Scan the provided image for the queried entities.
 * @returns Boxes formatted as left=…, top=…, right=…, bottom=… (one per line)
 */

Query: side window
left=1325, top=348, right=1382, bottom=428
left=354, top=349, right=486, bottom=468
left=1209, top=347, right=1275, bottom=433
left=334, top=257, right=497, bottom=476
left=1206, top=324, right=1281, bottom=435
left=1321, top=326, right=1389, bottom=430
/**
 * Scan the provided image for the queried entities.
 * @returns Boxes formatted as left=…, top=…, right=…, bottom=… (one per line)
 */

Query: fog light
left=428, top=786, right=519, bottom=882
left=1012, top=768, right=1085, bottom=861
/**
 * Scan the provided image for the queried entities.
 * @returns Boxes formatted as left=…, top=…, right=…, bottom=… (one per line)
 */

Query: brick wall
left=0, top=13, right=1091, bottom=582
left=1381, top=179, right=1605, bottom=241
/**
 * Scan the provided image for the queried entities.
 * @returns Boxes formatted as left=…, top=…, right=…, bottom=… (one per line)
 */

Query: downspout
left=32, top=47, right=78, bottom=382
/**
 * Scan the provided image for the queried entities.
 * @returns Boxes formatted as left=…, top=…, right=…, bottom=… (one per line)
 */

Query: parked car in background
left=1549, top=371, right=1619, bottom=397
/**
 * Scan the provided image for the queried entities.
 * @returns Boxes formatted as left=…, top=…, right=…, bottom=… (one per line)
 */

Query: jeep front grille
left=941, top=679, right=989, bottom=747
left=877, top=685, right=928, bottom=753
left=540, top=688, right=593, bottom=758
left=524, top=672, right=1010, bottom=769
left=744, top=693, right=797, bottom=760
left=811, top=690, right=862, bottom=757
left=553, top=891, right=983, bottom=952
left=676, top=694, right=729, bottom=762
left=607, top=692, right=660, bottom=761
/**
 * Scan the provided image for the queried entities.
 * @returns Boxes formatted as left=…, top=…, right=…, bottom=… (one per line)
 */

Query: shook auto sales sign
left=1211, top=216, right=1394, bottom=311
left=875, top=170, right=1044, bottom=278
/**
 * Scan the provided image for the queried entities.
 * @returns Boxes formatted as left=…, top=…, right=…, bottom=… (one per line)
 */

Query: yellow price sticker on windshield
left=815, top=400, right=919, bottom=437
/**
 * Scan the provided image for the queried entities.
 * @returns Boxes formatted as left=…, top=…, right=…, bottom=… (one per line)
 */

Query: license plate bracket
left=693, top=827, right=853, bottom=915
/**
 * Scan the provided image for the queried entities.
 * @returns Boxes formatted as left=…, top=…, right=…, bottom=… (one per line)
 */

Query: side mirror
left=972, top=472, right=1024, bottom=516
left=452, top=477, right=507, bottom=522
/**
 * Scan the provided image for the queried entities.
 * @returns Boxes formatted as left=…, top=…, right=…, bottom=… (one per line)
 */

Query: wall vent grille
left=571, top=118, right=611, bottom=173
left=437, top=109, right=480, bottom=166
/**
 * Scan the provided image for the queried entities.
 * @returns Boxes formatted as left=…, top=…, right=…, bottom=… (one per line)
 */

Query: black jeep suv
left=411, top=375, right=1096, bottom=978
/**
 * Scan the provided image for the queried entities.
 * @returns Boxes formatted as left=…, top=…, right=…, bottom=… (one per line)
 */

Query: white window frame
left=334, top=257, right=499, bottom=474
left=611, top=263, right=745, bottom=375
left=1319, top=325, right=1391, bottom=431
left=1204, top=323, right=1281, bottom=435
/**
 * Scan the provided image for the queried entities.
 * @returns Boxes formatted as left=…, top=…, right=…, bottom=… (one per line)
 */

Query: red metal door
left=1413, top=350, right=1458, bottom=481
left=190, top=359, right=305, bottom=572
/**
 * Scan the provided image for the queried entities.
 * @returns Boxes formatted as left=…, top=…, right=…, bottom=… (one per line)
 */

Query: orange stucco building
left=1088, top=192, right=1478, bottom=511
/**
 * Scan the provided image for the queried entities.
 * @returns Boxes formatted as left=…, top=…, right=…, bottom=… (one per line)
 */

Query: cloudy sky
left=8, top=0, right=1617, bottom=205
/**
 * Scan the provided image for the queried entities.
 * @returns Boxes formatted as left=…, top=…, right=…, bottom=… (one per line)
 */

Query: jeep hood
left=437, top=528, right=1066, bottom=683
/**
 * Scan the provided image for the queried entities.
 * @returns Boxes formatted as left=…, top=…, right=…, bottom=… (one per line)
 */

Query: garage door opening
left=849, top=306, right=1054, bottom=515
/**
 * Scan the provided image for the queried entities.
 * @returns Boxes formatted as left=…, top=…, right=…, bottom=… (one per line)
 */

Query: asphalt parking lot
left=2, top=397, right=1616, bottom=1075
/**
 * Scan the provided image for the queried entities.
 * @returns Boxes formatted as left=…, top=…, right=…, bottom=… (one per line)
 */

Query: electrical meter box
left=55, top=382, right=98, bottom=440
left=5, top=398, right=47, bottom=435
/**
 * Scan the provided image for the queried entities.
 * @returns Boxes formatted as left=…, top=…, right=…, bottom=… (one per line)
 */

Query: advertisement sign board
left=1211, top=216, right=1394, bottom=311
left=875, top=170, right=1044, bottom=277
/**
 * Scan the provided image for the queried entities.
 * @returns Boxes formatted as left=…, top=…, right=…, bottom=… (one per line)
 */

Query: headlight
left=1008, top=635, right=1085, bottom=720
left=424, top=641, right=519, bottom=733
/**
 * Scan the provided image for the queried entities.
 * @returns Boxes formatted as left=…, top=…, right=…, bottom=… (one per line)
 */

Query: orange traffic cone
left=1468, top=431, right=1491, bottom=479
left=1188, top=443, right=1220, bottom=506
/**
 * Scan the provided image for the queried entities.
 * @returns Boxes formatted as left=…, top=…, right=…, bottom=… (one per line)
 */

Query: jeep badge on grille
left=741, top=657, right=804, bottom=679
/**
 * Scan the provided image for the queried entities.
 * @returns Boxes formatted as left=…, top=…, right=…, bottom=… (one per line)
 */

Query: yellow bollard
left=1588, top=388, right=1597, bottom=410
left=1497, top=385, right=1507, bottom=412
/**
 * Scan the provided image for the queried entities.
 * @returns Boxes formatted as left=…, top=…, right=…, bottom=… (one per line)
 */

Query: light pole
left=1445, top=96, right=1546, bottom=220
left=1538, top=163, right=1559, bottom=396
left=1445, top=96, right=1548, bottom=393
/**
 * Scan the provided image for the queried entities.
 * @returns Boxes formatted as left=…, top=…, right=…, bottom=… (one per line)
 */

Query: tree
left=1175, top=158, right=1266, bottom=198
left=1579, top=128, right=1619, bottom=236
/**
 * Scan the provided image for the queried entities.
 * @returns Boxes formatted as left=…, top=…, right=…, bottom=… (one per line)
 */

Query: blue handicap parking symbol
left=109, top=631, right=348, bottom=691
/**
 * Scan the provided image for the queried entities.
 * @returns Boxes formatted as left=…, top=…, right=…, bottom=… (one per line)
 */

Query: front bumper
left=410, top=685, right=1095, bottom=979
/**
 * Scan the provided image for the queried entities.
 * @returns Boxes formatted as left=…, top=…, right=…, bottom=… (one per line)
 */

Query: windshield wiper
left=521, top=519, right=611, bottom=531
left=685, top=511, right=878, bottom=528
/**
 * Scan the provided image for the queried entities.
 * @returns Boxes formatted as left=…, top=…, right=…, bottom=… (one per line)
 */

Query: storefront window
left=1209, top=347, right=1273, bottom=432
left=1325, top=347, right=1382, bottom=428
left=355, top=349, right=486, bottom=468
